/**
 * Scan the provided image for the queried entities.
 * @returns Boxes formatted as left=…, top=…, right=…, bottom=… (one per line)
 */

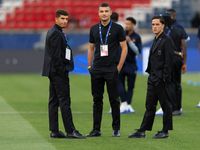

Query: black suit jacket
left=145, top=32, right=174, bottom=82
left=42, top=24, right=74, bottom=77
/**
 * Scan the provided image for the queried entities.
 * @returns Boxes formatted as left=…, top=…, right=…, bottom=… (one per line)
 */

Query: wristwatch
left=87, top=66, right=91, bottom=70
left=179, top=52, right=181, bottom=56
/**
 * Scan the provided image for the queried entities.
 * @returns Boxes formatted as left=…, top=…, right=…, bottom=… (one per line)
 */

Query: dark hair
left=126, top=17, right=136, bottom=25
left=56, top=9, right=69, bottom=18
left=152, top=15, right=165, bottom=24
left=166, top=9, right=176, bottom=13
left=111, top=12, right=118, bottom=22
left=161, top=13, right=173, bottom=27
left=99, top=3, right=111, bottom=9
left=162, top=16, right=172, bottom=27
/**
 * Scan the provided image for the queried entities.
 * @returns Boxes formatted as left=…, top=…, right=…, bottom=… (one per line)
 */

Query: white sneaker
left=120, top=101, right=128, bottom=114
left=126, top=105, right=135, bottom=114
left=108, top=108, right=112, bottom=114
left=180, top=108, right=183, bottom=115
left=197, top=102, right=200, bottom=108
left=155, top=108, right=163, bottom=116
left=109, top=101, right=130, bottom=114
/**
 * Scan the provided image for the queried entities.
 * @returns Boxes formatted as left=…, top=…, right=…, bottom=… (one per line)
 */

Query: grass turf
left=0, top=73, right=199, bottom=150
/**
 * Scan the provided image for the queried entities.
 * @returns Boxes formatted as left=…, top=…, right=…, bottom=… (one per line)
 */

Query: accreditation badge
left=65, top=46, right=71, bottom=60
left=100, top=44, right=108, bottom=56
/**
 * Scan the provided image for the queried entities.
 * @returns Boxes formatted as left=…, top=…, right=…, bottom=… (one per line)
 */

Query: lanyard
left=61, top=30, right=68, bottom=45
left=167, top=25, right=173, bottom=36
left=99, top=21, right=112, bottom=44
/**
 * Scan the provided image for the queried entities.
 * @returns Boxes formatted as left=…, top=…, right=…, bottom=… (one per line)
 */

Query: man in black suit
left=42, top=9, right=85, bottom=139
left=128, top=15, right=174, bottom=139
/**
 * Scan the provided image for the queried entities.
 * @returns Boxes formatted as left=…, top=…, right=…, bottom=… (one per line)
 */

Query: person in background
left=156, top=13, right=187, bottom=116
left=118, top=17, right=142, bottom=114
left=79, top=14, right=91, bottom=28
left=108, top=12, right=119, bottom=113
left=87, top=3, right=127, bottom=137
left=166, top=9, right=190, bottom=43
left=128, top=15, right=174, bottom=139
left=197, top=26, right=200, bottom=108
left=42, top=9, right=85, bottom=139
left=198, top=25, right=200, bottom=55
left=110, top=12, right=119, bottom=23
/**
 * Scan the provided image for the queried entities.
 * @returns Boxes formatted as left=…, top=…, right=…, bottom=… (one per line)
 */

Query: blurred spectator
left=68, top=15, right=78, bottom=29
left=191, top=12, right=200, bottom=28
left=79, top=14, right=91, bottom=28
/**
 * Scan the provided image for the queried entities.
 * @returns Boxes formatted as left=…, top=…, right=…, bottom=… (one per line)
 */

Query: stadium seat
left=4, top=20, right=16, bottom=29
left=0, top=0, right=154, bottom=29
left=15, top=21, right=27, bottom=29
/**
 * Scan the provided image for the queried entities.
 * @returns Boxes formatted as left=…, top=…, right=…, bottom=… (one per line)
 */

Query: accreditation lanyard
left=99, top=21, right=112, bottom=56
left=99, top=21, right=112, bottom=44
left=167, top=25, right=173, bottom=36
left=61, top=30, right=68, bottom=45
left=62, top=30, right=71, bottom=60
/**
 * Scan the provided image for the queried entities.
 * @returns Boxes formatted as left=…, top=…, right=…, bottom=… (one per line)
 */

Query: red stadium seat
left=0, top=22, right=5, bottom=29
left=2, top=0, right=151, bottom=30
left=25, top=21, right=36, bottom=29
left=4, top=20, right=16, bottom=29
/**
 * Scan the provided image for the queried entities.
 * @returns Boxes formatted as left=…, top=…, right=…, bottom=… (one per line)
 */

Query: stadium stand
left=0, top=0, right=194, bottom=30
left=0, top=0, right=150, bottom=30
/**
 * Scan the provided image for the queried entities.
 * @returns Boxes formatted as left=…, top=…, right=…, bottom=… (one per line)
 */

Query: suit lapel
left=151, top=33, right=164, bottom=54
left=149, top=39, right=155, bottom=54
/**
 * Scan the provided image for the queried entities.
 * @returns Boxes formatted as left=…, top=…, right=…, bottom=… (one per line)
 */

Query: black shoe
left=66, top=130, right=86, bottom=139
left=172, top=110, right=181, bottom=116
left=152, top=130, right=169, bottom=139
left=112, top=130, right=120, bottom=137
left=50, top=131, right=66, bottom=138
left=128, top=129, right=146, bottom=138
left=86, top=130, right=102, bottom=137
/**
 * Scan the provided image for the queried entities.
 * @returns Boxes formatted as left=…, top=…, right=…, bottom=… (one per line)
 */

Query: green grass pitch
left=0, top=73, right=199, bottom=150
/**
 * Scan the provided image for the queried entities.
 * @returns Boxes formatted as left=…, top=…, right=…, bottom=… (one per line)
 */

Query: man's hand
left=87, top=66, right=91, bottom=71
left=126, top=36, right=131, bottom=43
left=181, top=64, right=187, bottom=74
left=117, top=65, right=122, bottom=73
left=180, top=52, right=184, bottom=59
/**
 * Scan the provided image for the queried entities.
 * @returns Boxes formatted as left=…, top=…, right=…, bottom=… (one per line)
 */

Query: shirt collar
left=54, top=24, right=62, bottom=32
left=172, top=19, right=177, bottom=24
left=126, top=30, right=135, bottom=36
left=100, top=21, right=111, bottom=27
left=155, top=32, right=164, bottom=41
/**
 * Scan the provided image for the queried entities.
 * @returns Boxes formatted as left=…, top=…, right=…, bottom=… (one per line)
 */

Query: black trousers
left=171, top=55, right=183, bottom=111
left=118, top=63, right=137, bottom=104
left=90, top=65, right=120, bottom=131
left=48, top=72, right=75, bottom=133
left=140, top=76, right=173, bottom=131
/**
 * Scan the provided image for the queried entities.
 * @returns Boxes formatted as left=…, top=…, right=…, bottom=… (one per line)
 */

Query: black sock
left=138, top=129, right=145, bottom=132
left=162, top=130, right=168, bottom=133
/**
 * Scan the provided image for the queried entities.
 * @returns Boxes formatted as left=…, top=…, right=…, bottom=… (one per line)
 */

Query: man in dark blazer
left=128, top=15, right=174, bottom=139
left=42, top=9, right=85, bottom=139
